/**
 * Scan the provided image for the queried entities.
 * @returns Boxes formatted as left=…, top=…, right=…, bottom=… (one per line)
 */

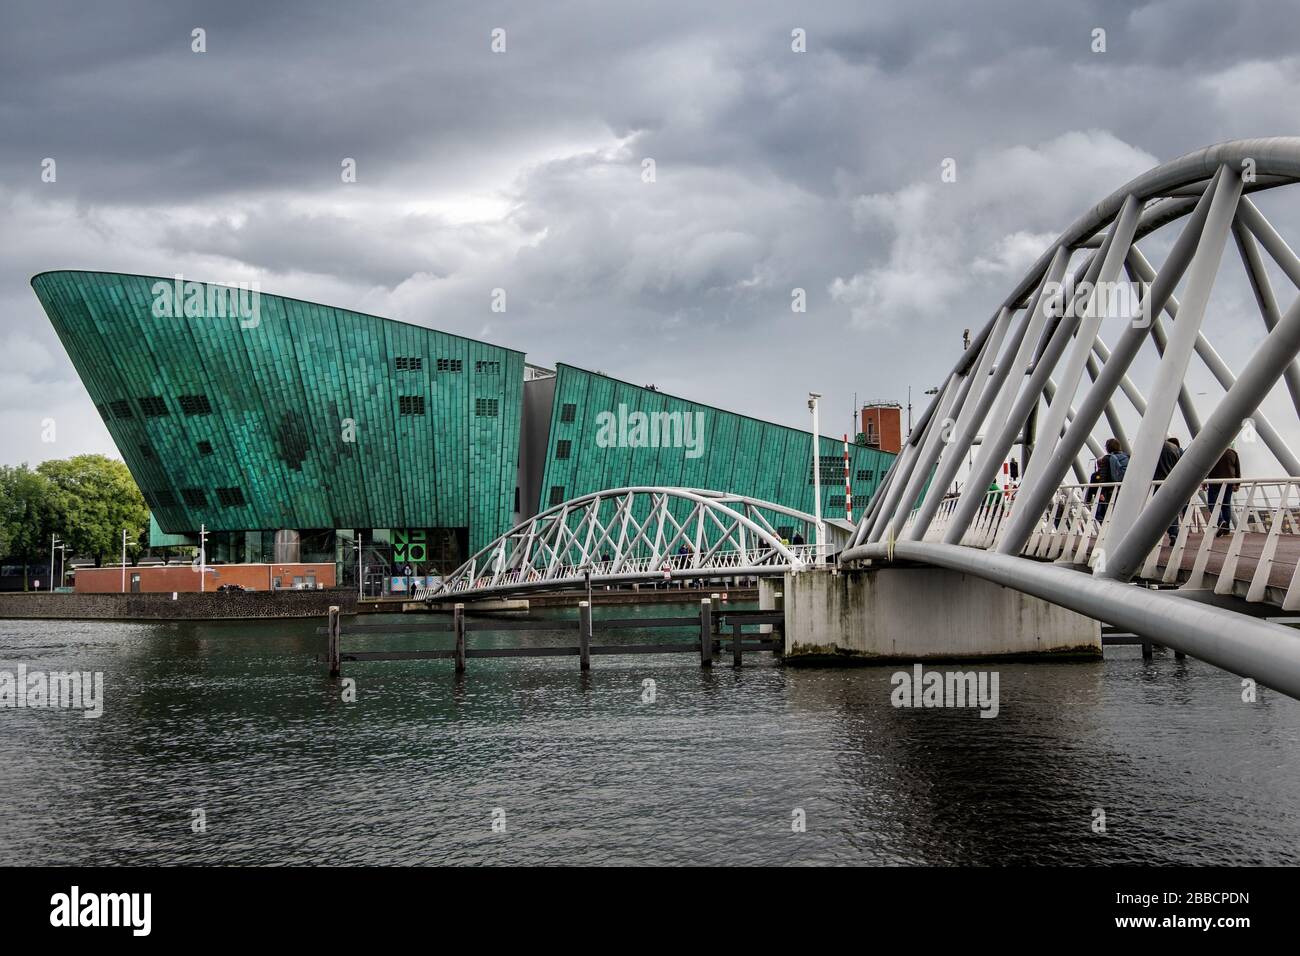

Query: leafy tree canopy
left=34, top=455, right=149, bottom=565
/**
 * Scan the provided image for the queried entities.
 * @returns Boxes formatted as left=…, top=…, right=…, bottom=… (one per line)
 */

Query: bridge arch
left=417, top=487, right=846, bottom=600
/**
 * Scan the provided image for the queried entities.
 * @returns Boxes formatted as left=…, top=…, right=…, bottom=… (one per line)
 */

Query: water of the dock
left=1, top=608, right=1297, bottom=865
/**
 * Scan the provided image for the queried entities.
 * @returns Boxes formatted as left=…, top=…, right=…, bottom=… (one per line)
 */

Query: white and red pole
left=844, top=434, right=852, bottom=521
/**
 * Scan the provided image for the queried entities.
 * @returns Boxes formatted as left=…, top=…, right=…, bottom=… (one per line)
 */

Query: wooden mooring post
left=699, top=598, right=712, bottom=668
left=732, top=621, right=744, bottom=668
left=453, top=603, right=466, bottom=673
left=578, top=600, right=592, bottom=671
left=327, top=605, right=341, bottom=678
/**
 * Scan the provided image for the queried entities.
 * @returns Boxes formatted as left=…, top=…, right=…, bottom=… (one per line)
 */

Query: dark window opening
left=109, top=400, right=133, bottom=419
left=181, top=488, right=207, bottom=507
left=555, top=439, right=572, bottom=460
left=197, top=440, right=214, bottom=456
left=139, top=396, right=169, bottom=417
left=395, top=356, right=423, bottom=371
left=399, top=395, right=426, bottom=415
left=475, top=398, right=499, bottom=417
left=154, top=489, right=177, bottom=508
left=216, top=487, right=246, bottom=507
left=856, top=468, right=874, bottom=482
left=94, top=403, right=108, bottom=420
left=139, top=443, right=154, bottom=460
left=809, top=455, right=845, bottom=485
left=179, top=394, right=212, bottom=416
left=436, top=358, right=463, bottom=373
left=548, top=485, right=566, bottom=507
left=560, top=403, right=577, bottom=423
left=475, top=360, right=501, bottom=374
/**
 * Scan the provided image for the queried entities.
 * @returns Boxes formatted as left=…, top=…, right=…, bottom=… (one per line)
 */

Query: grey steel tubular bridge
left=841, top=137, right=1300, bottom=699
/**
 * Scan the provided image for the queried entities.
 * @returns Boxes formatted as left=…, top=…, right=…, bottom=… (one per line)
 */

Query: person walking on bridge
left=1155, top=437, right=1183, bottom=546
left=1206, top=443, right=1241, bottom=537
left=1089, top=438, right=1129, bottom=521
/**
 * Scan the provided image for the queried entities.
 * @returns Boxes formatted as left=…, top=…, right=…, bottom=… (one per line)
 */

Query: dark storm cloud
left=3, top=0, right=1300, bottom=466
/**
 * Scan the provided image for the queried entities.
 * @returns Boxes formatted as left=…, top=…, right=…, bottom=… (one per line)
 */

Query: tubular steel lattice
left=840, top=138, right=1300, bottom=699
left=417, top=487, right=845, bottom=600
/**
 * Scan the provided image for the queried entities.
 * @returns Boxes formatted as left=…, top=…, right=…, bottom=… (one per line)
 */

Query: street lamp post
left=49, top=534, right=60, bottom=592
left=198, top=524, right=208, bottom=593
left=121, top=529, right=127, bottom=594
left=808, top=392, right=825, bottom=552
left=354, top=532, right=364, bottom=601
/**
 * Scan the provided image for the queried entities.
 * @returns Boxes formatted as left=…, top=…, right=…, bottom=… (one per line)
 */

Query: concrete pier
left=783, top=566, right=1101, bottom=663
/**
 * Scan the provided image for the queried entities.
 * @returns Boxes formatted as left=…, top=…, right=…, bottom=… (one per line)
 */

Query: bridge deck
left=1063, top=530, right=1300, bottom=599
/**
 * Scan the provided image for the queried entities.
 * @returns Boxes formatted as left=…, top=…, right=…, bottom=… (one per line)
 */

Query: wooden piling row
left=322, top=598, right=782, bottom=677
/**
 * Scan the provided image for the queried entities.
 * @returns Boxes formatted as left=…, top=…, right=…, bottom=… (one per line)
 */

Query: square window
left=560, top=403, right=577, bottom=423
left=548, top=485, right=566, bottom=507
left=475, top=360, right=500, bottom=374
left=399, top=395, right=426, bottom=415
left=555, top=439, right=571, bottom=460
left=139, top=396, right=169, bottom=417
left=179, top=394, right=212, bottom=416
left=475, top=398, right=498, bottom=417
left=216, top=487, right=245, bottom=507
left=109, top=399, right=134, bottom=419
left=197, top=441, right=214, bottom=456
left=436, top=358, right=463, bottom=373
left=181, top=488, right=207, bottom=507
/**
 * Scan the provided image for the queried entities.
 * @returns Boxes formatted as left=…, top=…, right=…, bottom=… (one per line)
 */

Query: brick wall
left=861, top=405, right=903, bottom=454
left=74, top=562, right=337, bottom=594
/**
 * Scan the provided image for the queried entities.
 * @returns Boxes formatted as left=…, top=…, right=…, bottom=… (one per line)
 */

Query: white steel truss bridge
left=415, top=487, right=846, bottom=601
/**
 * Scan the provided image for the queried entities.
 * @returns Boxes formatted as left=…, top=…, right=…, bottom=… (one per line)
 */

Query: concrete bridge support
left=758, top=577, right=781, bottom=635
left=783, top=566, right=1101, bottom=663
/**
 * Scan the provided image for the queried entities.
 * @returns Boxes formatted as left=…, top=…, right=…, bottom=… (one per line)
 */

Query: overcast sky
left=4, top=0, right=1300, bottom=476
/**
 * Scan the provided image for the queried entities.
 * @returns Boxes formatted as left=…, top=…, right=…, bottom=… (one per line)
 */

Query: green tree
left=0, top=464, right=55, bottom=589
left=36, top=455, right=149, bottom=567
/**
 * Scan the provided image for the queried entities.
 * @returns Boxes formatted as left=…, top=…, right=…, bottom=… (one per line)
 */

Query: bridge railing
left=902, top=478, right=1300, bottom=603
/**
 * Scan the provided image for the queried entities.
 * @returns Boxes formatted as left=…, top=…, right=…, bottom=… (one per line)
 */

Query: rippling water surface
left=2, top=607, right=1297, bottom=865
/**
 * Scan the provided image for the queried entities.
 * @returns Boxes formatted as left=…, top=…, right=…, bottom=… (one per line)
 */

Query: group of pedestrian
left=1089, top=436, right=1241, bottom=545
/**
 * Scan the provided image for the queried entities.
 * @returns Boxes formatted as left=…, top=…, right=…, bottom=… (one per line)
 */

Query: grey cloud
left=3, top=0, right=1300, bottom=468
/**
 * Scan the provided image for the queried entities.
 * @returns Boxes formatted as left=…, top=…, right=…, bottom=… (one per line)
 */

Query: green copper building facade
left=33, top=271, right=896, bottom=573
left=33, top=271, right=523, bottom=562
left=532, top=364, right=894, bottom=531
